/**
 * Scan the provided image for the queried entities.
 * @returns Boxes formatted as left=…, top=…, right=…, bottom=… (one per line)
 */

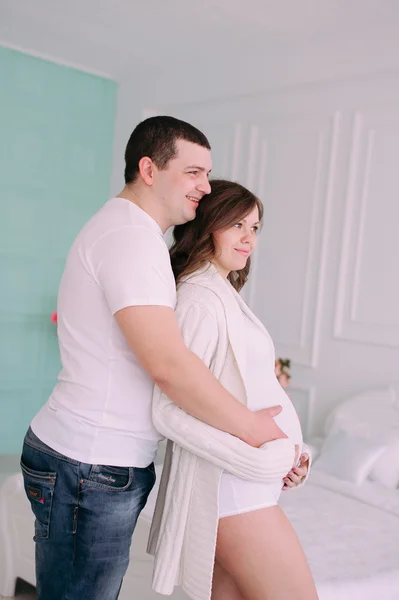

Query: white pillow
left=313, top=430, right=387, bottom=485
left=369, top=437, right=399, bottom=489
left=324, top=387, right=398, bottom=439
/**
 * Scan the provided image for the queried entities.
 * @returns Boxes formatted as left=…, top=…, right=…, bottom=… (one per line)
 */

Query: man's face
left=153, top=139, right=212, bottom=228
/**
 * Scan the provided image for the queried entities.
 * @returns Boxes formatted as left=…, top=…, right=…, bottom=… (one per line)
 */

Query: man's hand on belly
left=247, top=406, right=288, bottom=447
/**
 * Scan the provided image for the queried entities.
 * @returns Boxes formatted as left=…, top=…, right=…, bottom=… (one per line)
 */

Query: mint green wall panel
left=0, top=47, right=117, bottom=453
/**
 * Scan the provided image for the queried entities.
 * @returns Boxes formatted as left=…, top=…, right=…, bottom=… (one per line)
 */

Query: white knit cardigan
left=148, top=264, right=307, bottom=600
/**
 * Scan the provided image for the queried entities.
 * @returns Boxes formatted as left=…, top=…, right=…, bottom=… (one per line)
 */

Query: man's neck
left=117, top=184, right=168, bottom=233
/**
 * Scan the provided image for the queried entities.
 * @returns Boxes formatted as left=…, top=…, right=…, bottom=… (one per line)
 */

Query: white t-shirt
left=31, top=198, right=176, bottom=467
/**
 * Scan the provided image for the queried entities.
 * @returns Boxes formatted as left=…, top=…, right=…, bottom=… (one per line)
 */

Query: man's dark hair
left=124, top=115, right=211, bottom=184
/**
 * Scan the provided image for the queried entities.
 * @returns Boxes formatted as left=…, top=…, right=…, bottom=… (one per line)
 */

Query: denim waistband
left=24, top=427, right=81, bottom=465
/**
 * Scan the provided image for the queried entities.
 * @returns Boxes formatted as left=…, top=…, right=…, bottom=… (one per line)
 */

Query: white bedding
left=280, top=470, right=399, bottom=599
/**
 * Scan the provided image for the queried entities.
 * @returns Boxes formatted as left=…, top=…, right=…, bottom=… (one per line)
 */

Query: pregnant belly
left=248, top=377, right=303, bottom=447
left=273, top=401, right=303, bottom=448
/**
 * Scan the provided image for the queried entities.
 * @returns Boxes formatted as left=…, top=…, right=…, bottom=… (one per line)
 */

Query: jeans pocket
left=82, top=465, right=132, bottom=492
left=20, top=460, right=56, bottom=540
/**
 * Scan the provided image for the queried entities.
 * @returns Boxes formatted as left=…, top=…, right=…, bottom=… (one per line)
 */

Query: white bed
left=281, top=470, right=399, bottom=599
left=1, top=386, right=398, bottom=599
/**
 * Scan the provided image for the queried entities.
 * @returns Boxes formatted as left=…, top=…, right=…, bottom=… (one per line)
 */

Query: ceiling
left=1, top=0, right=399, bottom=83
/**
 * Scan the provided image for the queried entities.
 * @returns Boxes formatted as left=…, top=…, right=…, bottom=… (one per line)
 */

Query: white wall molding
left=288, top=385, right=316, bottom=440
left=247, top=111, right=340, bottom=367
left=334, top=103, right=399, bottom=347
left=152, top=72, right=399, bottom=435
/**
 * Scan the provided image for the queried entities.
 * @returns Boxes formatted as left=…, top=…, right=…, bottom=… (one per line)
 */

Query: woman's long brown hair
left=170, top=179, right=263, bottom=292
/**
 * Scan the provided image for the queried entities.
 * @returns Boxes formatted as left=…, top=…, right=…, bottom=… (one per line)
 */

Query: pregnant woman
left=148, top=179, right=318, bottom=600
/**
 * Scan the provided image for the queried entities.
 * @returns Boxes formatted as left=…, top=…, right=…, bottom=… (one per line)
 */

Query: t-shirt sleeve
left=89, top=226, right=176, bottom=314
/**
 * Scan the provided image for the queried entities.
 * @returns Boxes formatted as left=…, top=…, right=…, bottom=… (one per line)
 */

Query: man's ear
left=138, top=156, right=155, bottom=185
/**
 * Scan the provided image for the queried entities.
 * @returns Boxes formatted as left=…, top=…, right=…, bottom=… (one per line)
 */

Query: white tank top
left=218, top=313, right=303, bottom=518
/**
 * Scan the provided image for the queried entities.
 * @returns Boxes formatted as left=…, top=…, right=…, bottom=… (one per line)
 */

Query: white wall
left=115, top=65, right=399, bottom=438
left=2, top=0, right=399, bottom=440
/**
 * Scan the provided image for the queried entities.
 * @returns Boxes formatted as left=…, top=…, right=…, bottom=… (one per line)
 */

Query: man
left=21, top=116, right=307, bottom=599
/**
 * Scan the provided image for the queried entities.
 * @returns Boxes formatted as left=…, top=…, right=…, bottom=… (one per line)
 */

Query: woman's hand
left=282, top=452, right=309, bottom=490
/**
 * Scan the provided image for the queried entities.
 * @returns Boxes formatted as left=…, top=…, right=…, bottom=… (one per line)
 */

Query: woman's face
left=212, top=206, right=260, bottom=278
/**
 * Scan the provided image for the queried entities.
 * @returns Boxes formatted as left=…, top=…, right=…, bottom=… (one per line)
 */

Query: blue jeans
left=20, top=427, right=156, bottom=600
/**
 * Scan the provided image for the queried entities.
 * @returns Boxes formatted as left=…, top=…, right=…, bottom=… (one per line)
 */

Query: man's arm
left=153, top=378, right=295, bottom=481
left=115, top=305, right=286, bottom=448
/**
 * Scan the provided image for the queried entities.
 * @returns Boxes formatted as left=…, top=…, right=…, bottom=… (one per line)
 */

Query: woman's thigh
left=211, top=560, right=245, bottom=600
left=215, top=506, right=318, bottom=600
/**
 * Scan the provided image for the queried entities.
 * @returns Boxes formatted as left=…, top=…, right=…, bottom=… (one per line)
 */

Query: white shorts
left=218, top=472, right=283, bottom=518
